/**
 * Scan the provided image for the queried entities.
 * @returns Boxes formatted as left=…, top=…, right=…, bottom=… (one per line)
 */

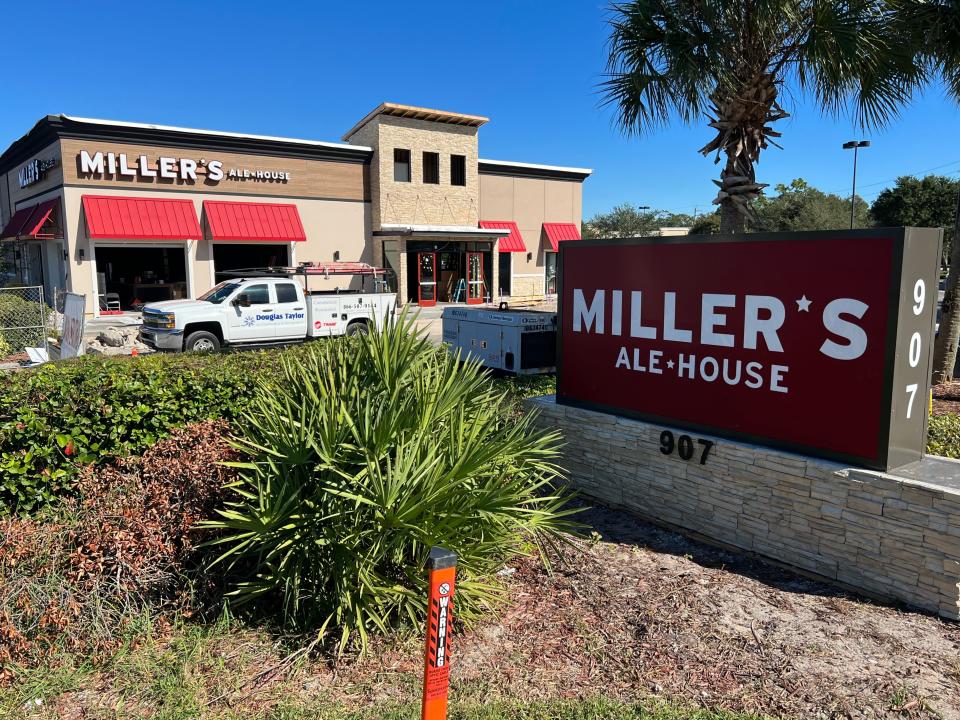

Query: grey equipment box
left=441, top=307, right=557, bottom=374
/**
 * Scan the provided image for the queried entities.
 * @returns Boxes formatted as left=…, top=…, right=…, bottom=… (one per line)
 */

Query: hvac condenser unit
left=441, top=307, right=557, bottom=375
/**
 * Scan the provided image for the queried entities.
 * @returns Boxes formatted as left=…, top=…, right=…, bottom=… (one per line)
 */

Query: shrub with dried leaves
left=0, top=421, right=238, bottom=677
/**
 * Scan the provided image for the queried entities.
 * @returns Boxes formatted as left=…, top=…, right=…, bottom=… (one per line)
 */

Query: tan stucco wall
left=478, top=172, right=583, bottom=296
left=61, top=185, right=371, bottom=314
left=348, top=116, right=479, bottom=229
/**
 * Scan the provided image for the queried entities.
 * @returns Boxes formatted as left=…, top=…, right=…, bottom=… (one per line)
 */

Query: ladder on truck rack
left=220, top=262, right=394, bottom=293
left=221, top=262, right=390, bottom=278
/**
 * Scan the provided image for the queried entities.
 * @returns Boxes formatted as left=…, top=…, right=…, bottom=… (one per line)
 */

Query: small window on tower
left=423, top=152, right=439, bottom=184
left=451, top=154, right=466, bottom=186
left=394, top=149, right=411, bottom=182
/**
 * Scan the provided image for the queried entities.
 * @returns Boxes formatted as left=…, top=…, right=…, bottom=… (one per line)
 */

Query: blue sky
left=2, top=1, right=959, bottom=219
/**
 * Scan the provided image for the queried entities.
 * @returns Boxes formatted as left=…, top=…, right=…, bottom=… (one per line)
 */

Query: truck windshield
left=198, top=282, right=241, bottom=304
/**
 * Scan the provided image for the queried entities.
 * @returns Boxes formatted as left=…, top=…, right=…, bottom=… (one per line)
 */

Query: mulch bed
left=934, top=381, right=960, bottom=415
left=292, top=505, right=960, bottom=719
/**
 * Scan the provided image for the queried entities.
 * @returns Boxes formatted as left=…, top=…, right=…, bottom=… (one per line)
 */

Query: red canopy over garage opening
left=82, top=195, right=201, bottom=240
left=204, top=201, right=306, bottom=242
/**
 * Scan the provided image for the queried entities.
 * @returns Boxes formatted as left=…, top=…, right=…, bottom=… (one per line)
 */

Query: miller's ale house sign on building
left=77, top=150, right=292, bottom=184
left=556, top=229, right=942, bottom=471
left=18, top=157, right=58, bottom=188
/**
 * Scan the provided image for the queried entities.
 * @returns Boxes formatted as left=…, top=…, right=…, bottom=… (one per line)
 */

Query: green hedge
left=927, top=413, right=960, bottom=459
left=0, top=341, right=551, bottom=516
left=0, top=348, right=304, bottom=513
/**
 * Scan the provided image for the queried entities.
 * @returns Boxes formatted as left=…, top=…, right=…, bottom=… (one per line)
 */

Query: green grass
left=489, top=373, right=557, bottom=422
left=263, top=699, right=769, bottom=719
left=1, top=615, right=769, bottom=720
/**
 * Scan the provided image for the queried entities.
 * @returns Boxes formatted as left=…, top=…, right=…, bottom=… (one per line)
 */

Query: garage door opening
left=95, top=246, right=188, bottom=311
left=213, top=243, right=289, bottom=283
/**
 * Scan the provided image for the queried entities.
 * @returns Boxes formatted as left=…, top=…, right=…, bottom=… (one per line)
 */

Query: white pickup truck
left=138, top=263, right=396, bottom=352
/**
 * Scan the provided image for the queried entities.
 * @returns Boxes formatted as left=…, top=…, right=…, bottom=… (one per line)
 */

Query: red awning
left=1, top=198, right=60, bottom=240
left=23, top=199, right=58, bottom=238
left=479, top=220, right=526, bottom=252
left=82, top=195, right=202, bottom=240
left=1, top=206, right=39, bottom=240
left=204, top=200, right=306, bottom=242
left=543, top=222, right=581, bottom=252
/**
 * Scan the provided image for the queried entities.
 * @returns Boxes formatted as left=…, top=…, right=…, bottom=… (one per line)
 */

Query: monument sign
left=556, top=229, right=942, bottom=471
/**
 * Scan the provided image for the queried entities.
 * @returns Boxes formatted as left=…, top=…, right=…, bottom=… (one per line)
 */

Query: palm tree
left=602, top=1, right=920, bottom=234
left=898, top=0, right=960, bottom=99
left=897, top=0, right=960, bottom=383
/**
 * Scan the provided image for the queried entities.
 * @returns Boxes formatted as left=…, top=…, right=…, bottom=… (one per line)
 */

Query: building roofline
left=0, top=115, right=374, bottom=174
left=342, top=102, right=489, bottom=141
left=478, top=158, right=592, bottom=182
left=61, top=115, right=372, bottom=152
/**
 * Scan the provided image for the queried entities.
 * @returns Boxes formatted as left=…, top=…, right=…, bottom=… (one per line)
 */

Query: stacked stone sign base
left=527, top=395, right=960, bottom=620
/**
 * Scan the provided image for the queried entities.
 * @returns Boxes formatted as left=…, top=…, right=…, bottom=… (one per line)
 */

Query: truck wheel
left=184, top=331, right=221, bottom=353
left=346, top=321, right=369, bottom=337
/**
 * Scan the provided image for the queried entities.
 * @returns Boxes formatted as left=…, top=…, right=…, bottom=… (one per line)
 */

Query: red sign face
left=557, top=233, right=938, bottom=468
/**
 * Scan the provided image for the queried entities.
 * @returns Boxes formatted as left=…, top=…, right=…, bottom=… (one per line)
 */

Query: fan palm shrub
left=202, top=313, right=578, bottom=652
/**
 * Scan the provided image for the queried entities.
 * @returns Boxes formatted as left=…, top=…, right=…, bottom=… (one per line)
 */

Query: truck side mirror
left=233, top=294, right=251, bottom=308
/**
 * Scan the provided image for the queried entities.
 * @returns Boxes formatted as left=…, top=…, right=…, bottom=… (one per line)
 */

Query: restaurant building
left=0, top=103, right=590, bottom=315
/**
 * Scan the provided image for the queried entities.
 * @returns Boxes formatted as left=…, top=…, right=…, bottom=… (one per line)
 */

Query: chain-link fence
left=0, top=286, right=47, bottom=361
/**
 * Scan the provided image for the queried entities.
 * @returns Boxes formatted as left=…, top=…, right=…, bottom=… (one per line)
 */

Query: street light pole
left=842, top=140, right=870, bottom=229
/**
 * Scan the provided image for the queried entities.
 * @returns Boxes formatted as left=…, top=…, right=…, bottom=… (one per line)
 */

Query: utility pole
left=842, top=140, right=870, bottom=229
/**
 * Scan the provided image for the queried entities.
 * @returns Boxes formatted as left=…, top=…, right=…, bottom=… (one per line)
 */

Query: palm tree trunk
left=718, top=154, right=749, bottom=234
left=719, top=197, right=744, bottom=234
left=930, top=190, right=960, bottom=384
left=704, top=76, right=780, bottom=235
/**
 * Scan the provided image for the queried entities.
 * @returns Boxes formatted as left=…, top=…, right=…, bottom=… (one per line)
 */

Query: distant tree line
left=587, top=174, right=960, bottom=263
left=582, top=205, right=698, bottom=239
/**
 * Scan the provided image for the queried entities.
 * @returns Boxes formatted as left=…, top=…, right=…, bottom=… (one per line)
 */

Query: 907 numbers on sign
left=659, top=430, right=713, bottom=465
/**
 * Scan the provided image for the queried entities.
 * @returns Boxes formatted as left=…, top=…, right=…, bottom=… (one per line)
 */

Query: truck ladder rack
left=220, top=262, right=392, bottom=279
